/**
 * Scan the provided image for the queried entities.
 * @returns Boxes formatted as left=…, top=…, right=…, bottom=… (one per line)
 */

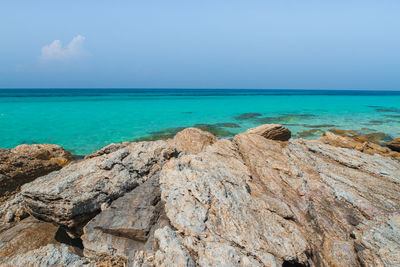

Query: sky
left=0, top=0, right=399, bottom=90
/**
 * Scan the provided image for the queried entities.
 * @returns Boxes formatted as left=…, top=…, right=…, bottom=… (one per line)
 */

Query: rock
left=0, top=216, right=59, bottom=261
left=0, top=144, right=73, bottom=199
left=82, top=176, right=169, bottom=262
left=159, top=139, right=310, bottom=266
left=245, top=124, right=291, bottom=141
left=3, top=244, right=93, bottom=267
left=387, top=138, right=400, bottom=152
left=171, top=127, right=217, bottom=155
left=11, top=144, right=73, bottom=167
left=320, top=131, right=400, bottom=160
left=0, top=193, right=28, bottom=228
left=233, top=131, right=400, bottom=266
left=21, top=140, right=178, bottom=233
left=152, top=129, right=400, bottom=266
left=84, top=142, right=131, bottom=159
left=5, top=126, right=400, bottom=266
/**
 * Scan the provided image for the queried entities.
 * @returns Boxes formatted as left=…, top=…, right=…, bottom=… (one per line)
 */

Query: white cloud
left=40, top=35, right=86, bottom=61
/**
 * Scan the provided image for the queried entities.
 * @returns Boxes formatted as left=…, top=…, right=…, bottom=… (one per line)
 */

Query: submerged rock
left=297, top=129, right=324, bottom=138
left=0, top=144, right=73, bottom=200
left=234, top=112, right=262, bottom=120
left=192, top=123, right=234, bottom=137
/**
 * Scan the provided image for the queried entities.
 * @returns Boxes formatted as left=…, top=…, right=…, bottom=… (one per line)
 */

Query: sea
left=1, top=89, right=399, bottom=155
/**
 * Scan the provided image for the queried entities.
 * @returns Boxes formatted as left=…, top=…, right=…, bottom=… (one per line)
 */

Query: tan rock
left=387, top=138, right=400, bottom=152
left=320, top=131, right=400, bottom=160
left=245, top=124, right=291, bottom=141
left=171, top=127, right=217, bottom=155
left=0, top=144, right=73, bottom=201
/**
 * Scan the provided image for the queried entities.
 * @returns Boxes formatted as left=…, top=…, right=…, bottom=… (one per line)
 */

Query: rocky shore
left=1, top=124, right=400, bottom=266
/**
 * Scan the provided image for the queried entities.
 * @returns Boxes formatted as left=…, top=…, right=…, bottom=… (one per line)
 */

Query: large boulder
left=21, top=140, right=178, bottom=234
left=152, top=129, right=400, bottom=266
left=0, top=144, right=73, bottom=199
left=171, top=127, right=217, bottom=155
left=387, top=138, right=400, bottom=152
left=245, top=124, right=291, bottom=141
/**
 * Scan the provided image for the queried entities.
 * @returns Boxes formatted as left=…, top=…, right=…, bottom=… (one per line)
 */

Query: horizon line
left=1, top=88, right=400, bottom=92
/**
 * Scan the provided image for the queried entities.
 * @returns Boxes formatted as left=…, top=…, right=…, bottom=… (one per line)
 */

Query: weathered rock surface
left=3, top=244, right=93, bottom=267
left=320, top=131, right=400, bottom=160
left=245, top=123, right=291, bottom=141
left=171, top=127, right=217, bottom=155
left=21, top=140, right=178, bottom=232
left=0, top=216, right=60, bottom=261
left=82, top=176, right=169, bottom=261
left=387, top=138, right=400, bottom=152
left=84, top=141, right=131, bottom=159
left=0, top=144, right=73, bottom=199
left=3, top=124, right=399, bottom=266
left=234, top=131, right=400, bottom=266
left=0, top=193, right=29, bottom=231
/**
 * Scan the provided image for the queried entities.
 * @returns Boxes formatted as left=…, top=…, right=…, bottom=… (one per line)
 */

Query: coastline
left=0, top=124, right=399, bottom=265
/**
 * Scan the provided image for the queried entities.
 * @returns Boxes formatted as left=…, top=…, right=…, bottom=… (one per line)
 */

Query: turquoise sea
left=0, top=89, right=399, bottom=155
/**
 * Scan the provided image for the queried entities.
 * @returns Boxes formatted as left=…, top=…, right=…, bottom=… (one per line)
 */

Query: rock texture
left=245, top=124, right=291, bottom=141
left=21, top=140, right=178, bottom=233
left=387, top=138, right=400, bottom=152
left=1, top=124, right=399, bottom=266
left=3, top=244, right=93, bottom=267
left=320, top=131, right=400, bottom=160
left=82, top=176, right=168, bottom=261
left=171, top=127, right=217, bottom=155
left=0, top=144, right=73, bottom=199
left=0, top=217, right=59, bottom=261
left=0, top=193, right=28, bottom=228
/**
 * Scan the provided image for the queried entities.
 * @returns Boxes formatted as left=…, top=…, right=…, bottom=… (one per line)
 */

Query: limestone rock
left=21, top=140, right=178, bottom=232
left=171, top=127, right=217, bottom=155
left=0, top=144, right=73, bottom=199
left=245, top=124, right=291, bottom=141
left=387, top=138, right=400, bottom=152
left=4, top=244, right=93, bottom=267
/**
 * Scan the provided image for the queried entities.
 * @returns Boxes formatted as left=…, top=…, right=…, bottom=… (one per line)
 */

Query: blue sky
left=0, top=0, right=399, bottom=89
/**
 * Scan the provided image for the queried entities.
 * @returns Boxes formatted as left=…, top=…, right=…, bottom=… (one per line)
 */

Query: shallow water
left=0, top=89, right=399, bottom=155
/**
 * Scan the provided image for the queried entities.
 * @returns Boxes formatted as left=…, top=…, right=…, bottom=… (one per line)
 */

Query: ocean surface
left=1, top=89, right=400, bottom=155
